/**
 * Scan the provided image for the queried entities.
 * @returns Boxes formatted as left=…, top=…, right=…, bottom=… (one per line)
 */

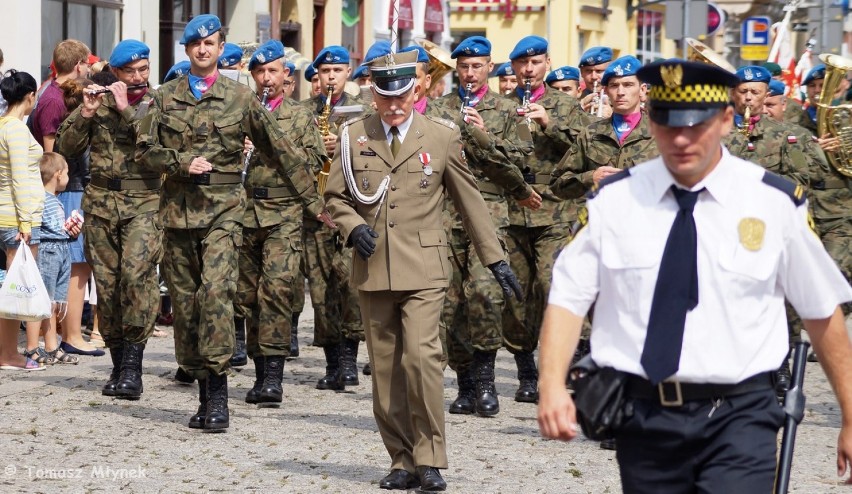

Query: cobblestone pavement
left=0, top=303, right=849, bottom=493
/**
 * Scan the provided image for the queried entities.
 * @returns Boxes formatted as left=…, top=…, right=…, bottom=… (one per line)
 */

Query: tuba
left=416, top=39, right=455, bottom=91
left=685, top=38, right=736, bottom=73
left=816, top=53, right=852, bottom=177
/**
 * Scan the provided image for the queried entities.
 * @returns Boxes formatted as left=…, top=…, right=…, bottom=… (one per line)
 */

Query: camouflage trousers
left=503, top=223, right=571, bottom=353
left=162, top=224, right=240, bottom=379
left=302, top=219, right=364, bottom=346
left=441, top=228, right=506, bottom=372
left=235, top=215, right=303, bottom=358
left=84, top=211, right=162, bottom=348
left=819, top=218, right=852, bottom=281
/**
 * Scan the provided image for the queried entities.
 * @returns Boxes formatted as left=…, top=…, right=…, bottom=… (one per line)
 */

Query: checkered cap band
left=649, top=83, right=729, bottom=105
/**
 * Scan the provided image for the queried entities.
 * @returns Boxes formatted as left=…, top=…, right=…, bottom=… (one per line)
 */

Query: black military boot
left=449, top=366, right=476, bottom=415
left=338, top=338, right=360, bottom=387
left=102, top=345, right=123, bottom=396
left=514, top=351, right=539, bottom=403
left=230, top=317, right=248, bottom=367
left=188, top=379, right=207, bottom=429
left=175, top=367, right=195, bottom=384
left=316, top=345, right=343, bottom=390
left=204, top=373, right=229, bottom=431
left=258, top=355, right=284, bottom=407
left=115, top=342, right=145, bottom=400
left=245, top=357, right=264, bottom=404
left=473, top=350, right=499, bottom=416
left=776, top=349, right=792, bottom=402
left=289, top=312, right=300, bottom=358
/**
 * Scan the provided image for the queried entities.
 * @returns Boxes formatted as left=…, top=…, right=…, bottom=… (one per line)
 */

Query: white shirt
left=380, top=112, right=414, bottom=146
left=549, top=148, right=852, bottom=383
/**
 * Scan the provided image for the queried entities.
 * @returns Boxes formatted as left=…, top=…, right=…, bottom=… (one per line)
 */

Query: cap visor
left=648, top=107, right=724, bottom=127
left=373, top=77, right=415, bottom=97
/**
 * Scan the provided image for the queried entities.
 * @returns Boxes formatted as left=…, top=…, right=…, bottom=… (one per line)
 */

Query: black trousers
left=615, top=388, right=784, bottom=494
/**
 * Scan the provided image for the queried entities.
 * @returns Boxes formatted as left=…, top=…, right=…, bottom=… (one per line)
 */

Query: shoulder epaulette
left=761, top=171, right=806, bottom=206
left=425, top=114, right=456, bottom=130
left=585, top=169, right=631, bottom=200
left=343, top=113, right=370, bottom=127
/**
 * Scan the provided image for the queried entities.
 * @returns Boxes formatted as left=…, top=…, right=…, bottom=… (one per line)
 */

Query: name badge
left=360, top=150, right=377, bottom=157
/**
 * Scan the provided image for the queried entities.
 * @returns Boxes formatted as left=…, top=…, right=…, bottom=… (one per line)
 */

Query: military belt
left=625, top=372, right=774, bottom=407
left=812, top=177, right=848, bottom=190
left=245, top=185, right=297, bottom=199
left=90, top=175, right=162, bottom=191
left=523, top=173, right=552, bottom=185
left=173, top=172, right=243, bottom=185
left=477, top=181, right=503, bottom=195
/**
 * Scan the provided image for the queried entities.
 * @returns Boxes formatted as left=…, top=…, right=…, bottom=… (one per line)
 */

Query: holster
left=568, top=355, right=628, bottom=440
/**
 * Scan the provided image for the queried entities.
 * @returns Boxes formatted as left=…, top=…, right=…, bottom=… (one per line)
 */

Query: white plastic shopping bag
left=0, top=241, right=51, bottom=321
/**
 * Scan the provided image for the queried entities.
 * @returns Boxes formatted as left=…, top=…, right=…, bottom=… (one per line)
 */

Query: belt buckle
left=253, top=187, right=268, bottom=199
left=107, top=178, right=122, bottom=191
left=523, top=173, right=535, bottom=184
left=658, top=381, right=683, bottom=407
left=193, top=173, right=211, bottom=185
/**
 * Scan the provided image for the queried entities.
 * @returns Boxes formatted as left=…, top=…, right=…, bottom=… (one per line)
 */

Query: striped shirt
left=0, top=117, right=44, bottom=232
left=40, top=192, right=68, bottom=241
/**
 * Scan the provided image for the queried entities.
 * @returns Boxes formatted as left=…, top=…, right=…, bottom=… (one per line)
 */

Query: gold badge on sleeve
left=738, top=218, right=765, bottom=251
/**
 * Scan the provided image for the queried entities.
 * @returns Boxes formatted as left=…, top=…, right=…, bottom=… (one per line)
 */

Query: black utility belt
left=811, top=178, right=848, bottom=190
left=625, top=372, right=775, bottom=407
left=244, top=185, right=297, bottom=199
left=90, top=176, right=162, bottom=191
left=172, top=173, right=242, bottom=185
left=523, top=173, right=551, bottom=185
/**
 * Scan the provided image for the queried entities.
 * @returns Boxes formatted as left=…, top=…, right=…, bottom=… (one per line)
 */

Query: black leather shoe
left=600, top=438, right=616, bottom=450
left=415, top=466, right=446, bottom=492
left=317, top=345, right=343, bottom=390
left=102, top=346, right=123, bottom=396
left=379, top=469, right=419, bottom=490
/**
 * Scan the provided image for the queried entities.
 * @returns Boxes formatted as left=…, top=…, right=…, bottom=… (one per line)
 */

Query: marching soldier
left=493, top=62, right=518, bottom=95
left=578, top=46, right=613, bottom=117
left=299, top=46, right=367, bottom=390
left=282, top=61, right=297, bottom=99
left=324, top=49, right=521, bottom=492
left=399, top=45, right=431, bottom=114
left=304, top=64, right=321, bottom=98
left=545, top=66, right=580, bottom=98
left=233, top=40, right=328, bottom=406
left=427, top=36, right=542, bottom=416
left=56, top=39, right=162, bottom=400
left=504, top=35, right=592, bottom=399
left=136, top=14, right=325, bottom=431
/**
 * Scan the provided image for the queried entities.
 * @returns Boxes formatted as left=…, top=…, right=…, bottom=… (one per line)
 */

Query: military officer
left=578, top=46, right=613, bottom=117
left=504, top=35, right=592, bottom=386
left=324, top=49, right=521, bottom=492
left=545, top=66, right=580, bottom=98
left=136, top=14, right=326, bottom=431
left=299, top=46, right=367, bottom=390
left=427, top=36, right=542, bottom=416
left=493, top=62, right=518, bottom=96
left=56, top=39, right=161, bottom=401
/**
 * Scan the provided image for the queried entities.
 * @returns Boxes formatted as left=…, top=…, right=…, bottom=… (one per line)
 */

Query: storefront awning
left=425, top=0, right=444, bottom=33
left=389, top=0, right=414, bottom=30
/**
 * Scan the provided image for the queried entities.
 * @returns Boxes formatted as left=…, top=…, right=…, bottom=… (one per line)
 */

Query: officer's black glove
left=350, top=224, right=379, bottom=260
left=488, top=260, right=523, bottom=301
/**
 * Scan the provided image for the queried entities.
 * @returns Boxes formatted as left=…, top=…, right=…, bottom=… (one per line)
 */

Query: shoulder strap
left=761, top=170, right=806, bottom=206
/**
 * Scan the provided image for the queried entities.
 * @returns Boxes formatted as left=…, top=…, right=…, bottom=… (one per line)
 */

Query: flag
left=342, top=0, right=360, bottom=27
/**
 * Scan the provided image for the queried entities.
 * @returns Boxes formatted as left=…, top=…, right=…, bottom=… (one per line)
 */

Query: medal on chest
left=419, top=153, right=433, bottom=176
left=357, top=135, right=367, bottom=147
left=747, top=142, right=755, bottom=152
left=362, top=176, right=370, bottom=191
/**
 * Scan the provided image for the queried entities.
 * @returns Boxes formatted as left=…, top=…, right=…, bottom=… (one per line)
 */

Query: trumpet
left=86, top=84, right=148, bottom=95
left=243, top=86, right=271, bottom=177
left=589, top=81, right=605, bottom=116
left=460, top=83, right=472, bottom=121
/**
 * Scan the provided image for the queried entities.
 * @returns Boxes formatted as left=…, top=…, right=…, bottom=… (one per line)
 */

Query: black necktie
left=390, top=126, right=401, bottom=157
left=640, top=186, right=703, bottom=385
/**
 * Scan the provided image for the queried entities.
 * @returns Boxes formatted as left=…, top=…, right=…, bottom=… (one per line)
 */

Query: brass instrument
left=817, top=53, right=852, bottom=177
left=589, top=81, right=602, bottom=116
left=738, top=105, right=752, bottom=138
left=316, top=84, right=335, bottom=194
left=460, top=83, right=473, bottom=120
left=685, top=38, right=736, bottom=73
left=242, top=86, right=271, bottom=180
left=416, top=39, right=455, bottom=91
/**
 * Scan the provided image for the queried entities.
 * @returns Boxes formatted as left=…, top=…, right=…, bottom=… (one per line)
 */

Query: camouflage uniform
left=235, top=98, right=325, bottom=358
left=427, top=90, right=533, bottom=372
left=56, top=92, right=162, bottom=349
left=503, top=87, right=592, bottom=353
left=724, top=116, right=812, bottom=187
left=136, top=76, right=321, bottom=379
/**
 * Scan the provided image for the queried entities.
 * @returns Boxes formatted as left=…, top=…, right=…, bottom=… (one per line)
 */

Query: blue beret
left=218, top=43, right=244, bottom=68
left=109, top=39, right=150, bottom=69
left=399, top=45, right=430, bottom=64
left=285, top=61, right=296, bottom=74
left=768, top=80, right=787, bottom=97
left=248, top=40, right=285, bottom=71
left=601, top=56, right=641, bottom=85
left=735, top=65, right=771, bottom=84
left=579, top=46, right=613, bottom=67
left=180, top=14, right=221, bottom=45
left=509, top=36, right=548, bottom=61
left=303, top=64, right=317, bottom=81
left=313, top=45, right=349, bottom=67
left=363, top=41, right=392, bottom=64
left=352, top=65, right=369, bottom=80
left=163, top=61, right=191, bottom=84
left=451, top=36, right=491, bottom=59
left=546, top=66, right=580, bottom=84
left=803, top=64, right=826, bottom=85
left=492, top=62, right=514, bottom=78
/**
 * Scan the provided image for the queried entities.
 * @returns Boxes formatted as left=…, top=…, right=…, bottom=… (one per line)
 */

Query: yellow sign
left=741, top=45, right=769, bottom=61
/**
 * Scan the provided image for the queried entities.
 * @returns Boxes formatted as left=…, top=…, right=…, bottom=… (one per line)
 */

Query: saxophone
left=242, top=86, right=271, bottom=181
left=738, top=105, right=752, bottom=138
left=316, top=84, right=334, bottom=195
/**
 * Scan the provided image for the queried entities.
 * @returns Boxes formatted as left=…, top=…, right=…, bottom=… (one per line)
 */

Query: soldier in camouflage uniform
left=233, top=40, right=329, bottom=407
left=299, top=46, right=367, bottom=390
left=425, top=36, right=541, bottom=417
left=56, top=40, right=161, bottom=401
left=135, top=15, right=326, bottom=431
left=503, top=36, right=592, bottom=386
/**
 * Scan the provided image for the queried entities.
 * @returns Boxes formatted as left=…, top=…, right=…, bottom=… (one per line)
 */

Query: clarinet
left=522, top=79, right=533, bottom=130
left=242, top=86, right=271, bottom=181
left=460, top=83, right=473, bottom=116
left=86, top=84, right=148, bottom=95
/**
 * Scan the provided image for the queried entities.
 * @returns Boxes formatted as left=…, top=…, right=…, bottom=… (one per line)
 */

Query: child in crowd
left=22, top=152, right=81, bottom=364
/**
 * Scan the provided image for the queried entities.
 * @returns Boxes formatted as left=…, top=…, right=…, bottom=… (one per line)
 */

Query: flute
left=86, top=84, right=148, bottom=95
